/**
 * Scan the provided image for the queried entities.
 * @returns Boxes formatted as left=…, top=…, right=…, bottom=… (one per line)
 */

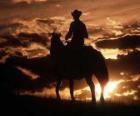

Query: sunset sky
left=0, top=0, right=140, bottom=24
left=0, top=0, right=140, bottom=103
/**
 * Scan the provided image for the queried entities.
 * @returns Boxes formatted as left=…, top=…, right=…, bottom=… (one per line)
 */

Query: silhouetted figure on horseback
left=64, top=9, right=89, bottom=71
left=65, top=9, right=88, bottom=49
left=50, top=10, right=109, bottom=104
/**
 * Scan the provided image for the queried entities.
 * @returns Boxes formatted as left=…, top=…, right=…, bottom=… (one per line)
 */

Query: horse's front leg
left=86, top=77, right=96, bottom=104
left=56, top=79, right=62, bottom=100
left=69, top=79, right=75, bottom=101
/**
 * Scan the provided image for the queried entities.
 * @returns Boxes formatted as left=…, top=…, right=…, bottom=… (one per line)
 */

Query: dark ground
left=1, top=93, right=140, bottom=116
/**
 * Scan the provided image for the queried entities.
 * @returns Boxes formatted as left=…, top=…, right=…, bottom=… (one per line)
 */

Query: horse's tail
left=94, top=50, right=109, bottom=85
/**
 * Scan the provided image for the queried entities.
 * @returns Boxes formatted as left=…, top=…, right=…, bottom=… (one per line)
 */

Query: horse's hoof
left=91, top=99, right=96, bottom=105
left=91, top=101, right=96, bottom=105
left=57, top=96, right=61, bottom=101
left=71, top=97, right=76, bottom=102
left=100, top=97, right=105, bottom=104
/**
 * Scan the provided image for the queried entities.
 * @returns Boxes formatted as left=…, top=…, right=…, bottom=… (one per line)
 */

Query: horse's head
left=51, top=32, right=61, bottom=40
left=50, top=32, right=62, bottom=45
left=50, top=32, right=64, bottom=57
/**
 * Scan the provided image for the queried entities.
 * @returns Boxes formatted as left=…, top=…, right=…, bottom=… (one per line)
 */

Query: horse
left=50, top=33, right=109, bottom=103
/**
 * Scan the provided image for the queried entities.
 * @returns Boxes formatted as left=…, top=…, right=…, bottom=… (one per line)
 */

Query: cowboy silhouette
left=65, top=10, right=88, bottom=48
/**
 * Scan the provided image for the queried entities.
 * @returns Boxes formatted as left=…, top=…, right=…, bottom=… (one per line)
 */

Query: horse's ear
left=49, top=32, right=61, bottom=38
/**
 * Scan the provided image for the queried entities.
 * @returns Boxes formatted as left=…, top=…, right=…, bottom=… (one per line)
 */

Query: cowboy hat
left=71, top=9, right=82, bottom=17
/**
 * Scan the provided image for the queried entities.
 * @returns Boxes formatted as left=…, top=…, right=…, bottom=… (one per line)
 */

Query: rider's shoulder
left=79, top=21, right=86, bottom=27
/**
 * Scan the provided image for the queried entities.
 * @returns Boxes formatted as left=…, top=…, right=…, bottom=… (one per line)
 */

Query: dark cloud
left=0, top=23, right=23, bottom=30
left=18, top=32, right=49, bottom=46
left=0, top=35, right=22, bottom=48
left=107, top=50, right=140, bottom=75
left=96, top=35, right=140, bottom=49
left=0, top=33, right=49, bottom=49
left=0, top=22, right=24, bottom=36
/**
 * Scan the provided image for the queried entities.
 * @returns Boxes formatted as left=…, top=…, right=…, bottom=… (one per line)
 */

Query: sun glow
left=104, top=81, right=121, bottom=98
left=77, top=81, right=121, bottom=101
left=100, top=49, right=120, bottom=59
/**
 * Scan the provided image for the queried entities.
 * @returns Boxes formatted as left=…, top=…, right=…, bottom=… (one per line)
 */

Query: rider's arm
left=65, top=23, right=73, bottom=40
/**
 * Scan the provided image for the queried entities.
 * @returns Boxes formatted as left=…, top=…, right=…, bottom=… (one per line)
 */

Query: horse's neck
left=51, top=37, right=64, bottom=54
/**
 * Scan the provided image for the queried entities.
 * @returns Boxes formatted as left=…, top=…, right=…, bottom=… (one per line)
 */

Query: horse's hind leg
left=85, top=77, right=96, bottom=104
left=56, top=79, right=62, bottom=100
left=69, top=79, right=75, bottom=101
left=100, top=83, right=105, bottom=103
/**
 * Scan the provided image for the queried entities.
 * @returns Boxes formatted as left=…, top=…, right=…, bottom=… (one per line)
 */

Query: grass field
left=1, top=93, right=140, bottom=116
